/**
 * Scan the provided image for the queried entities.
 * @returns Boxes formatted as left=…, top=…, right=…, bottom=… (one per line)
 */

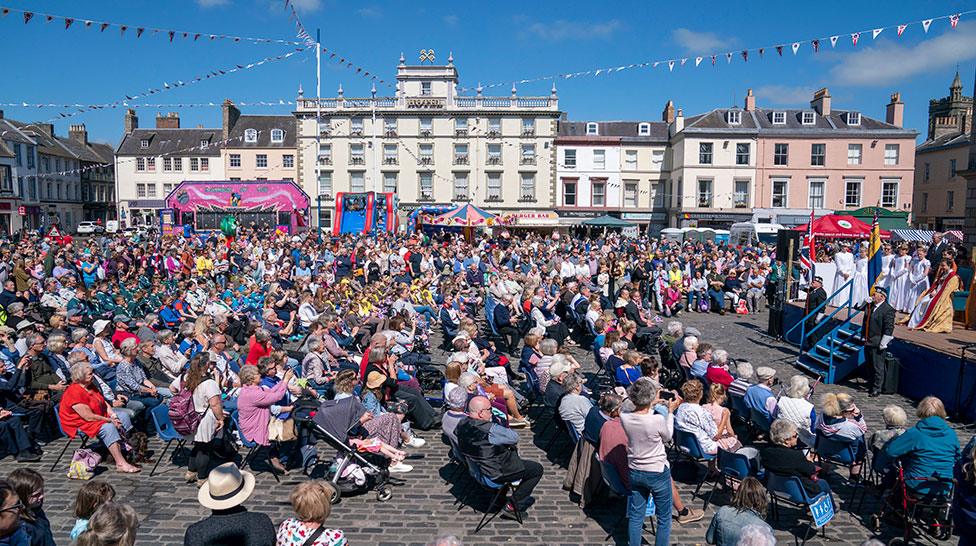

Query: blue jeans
left=687, top=290, right=704, bottom=309
left=413, top=305, right=437, bottom=323
left=628, top=467, right=672, bottom=546
left=97, top=411, right=133, bottom=448
left=707, top=289, right=725, bottom=311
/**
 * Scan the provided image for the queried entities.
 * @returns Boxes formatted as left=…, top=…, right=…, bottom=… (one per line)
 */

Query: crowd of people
left=0, top=223, right=969, bottom=545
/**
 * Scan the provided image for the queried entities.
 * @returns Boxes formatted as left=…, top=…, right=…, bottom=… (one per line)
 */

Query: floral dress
left=276, top=518, right=346, bottom=546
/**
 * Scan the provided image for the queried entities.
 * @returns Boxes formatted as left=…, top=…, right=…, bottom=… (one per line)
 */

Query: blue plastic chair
left=457, top=457, right=523, bottom=533
left=766, top=473, right=832, bottom=545
left=814, top=432, right=866, bottom=506
left=672, top=428, right=716, bottom=498
left=729, top=394, right=750, bottom=423
left=149, top=404, right=186, bottom=477
left=51, top=405, right=91, bottom=472
left=702, top=448, right=763, bottom=509
left=599, top=457, right=656, bottom=540
left=230, top=410, right=280, bottom=482
left=749, top=407, right=773, bottom=432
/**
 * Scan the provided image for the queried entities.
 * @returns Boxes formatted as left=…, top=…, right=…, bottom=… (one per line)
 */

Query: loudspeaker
left=776, top=229, right=802, bottom=261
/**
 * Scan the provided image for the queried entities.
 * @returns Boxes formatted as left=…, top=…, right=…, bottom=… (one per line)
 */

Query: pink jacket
left=237, top=380, right=289, bottom=446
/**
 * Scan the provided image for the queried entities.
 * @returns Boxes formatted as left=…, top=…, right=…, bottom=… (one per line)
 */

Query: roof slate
left=916, top=131, right=971, bottom=153
left=117, top=128, right=222, bottom=157
left=558, top=120, right=669, bottom=142
left=226, top=115, right=297, bottom=148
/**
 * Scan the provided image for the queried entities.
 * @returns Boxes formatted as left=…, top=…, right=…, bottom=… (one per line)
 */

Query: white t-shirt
left=191, top=378, right=220, bottom=443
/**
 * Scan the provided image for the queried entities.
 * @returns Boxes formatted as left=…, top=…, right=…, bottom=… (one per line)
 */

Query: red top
left=245, top=335, right=271, bottom=366
left=59, top=383, right=109, bottom=439
left=359, top=351, right=370, bottom=380
left=705, top=366, right=735, bottom=388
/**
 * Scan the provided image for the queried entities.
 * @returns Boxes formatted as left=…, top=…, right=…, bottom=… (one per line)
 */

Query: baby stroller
left=869, top=461, right=954, bottom=543
left=292, top=397, right=401, bottom=503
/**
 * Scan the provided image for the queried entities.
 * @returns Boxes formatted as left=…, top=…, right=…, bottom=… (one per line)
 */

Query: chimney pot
left=886, top=91, right=904, bottom=128
left=811, top=87, right=831, bottom=116
left=155, top=112, right=180, bottom=129
left=744, top=88, right=756, bottom=112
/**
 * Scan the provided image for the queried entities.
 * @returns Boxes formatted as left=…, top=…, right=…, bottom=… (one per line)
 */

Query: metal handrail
left=785, top=278, right=862, bottom=364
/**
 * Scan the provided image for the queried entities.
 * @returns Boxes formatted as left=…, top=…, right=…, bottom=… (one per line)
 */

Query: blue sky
left=3, top=0, right=976, bottom=144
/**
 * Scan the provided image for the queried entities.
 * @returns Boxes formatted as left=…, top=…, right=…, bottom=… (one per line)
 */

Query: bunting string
left=0, top=5, right=303, bottom=45
left=461, top=10, right=975, bottom=91
left=46, top=48, right=308, bottom=121
left=2, top=101, right=298, bottom=109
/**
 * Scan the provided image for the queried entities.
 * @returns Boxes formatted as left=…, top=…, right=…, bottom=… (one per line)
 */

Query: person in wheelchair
left=954, top=435, right=976, bottom=545
left=883, top=396, right=959, bottom=496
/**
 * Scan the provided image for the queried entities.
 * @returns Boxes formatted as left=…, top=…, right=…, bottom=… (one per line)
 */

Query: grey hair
left=157, top=330, right=174, bottom=343
left=598, top=391, right=625, bottom=414
left=712, top=349, right=729, bottom=364
left=611, top=341, right=629, bottom=354
left=627, top=377, right=659, bottom=410
left=667, top=320, right=683, bottom=337
left=144, top=313, right=159, bottom=324
left=539, top=338, right=558, bottom=356
left=71, top=328, right=90, bottom=343
left=119, top=337, right=139, bottom=356
left=882, top=405, right=908, bottom=428
left=458, top=372, right=480, bottom=391
left=254, top=328, right=271, bottom=342
left=769, top=419, right=798, bottom=446
left=737, top=525, right=776, bottom=546
left=70, top=361, right=93, bottom=383
left=735, top=361, right=755, bottom=383
left=684, top=335, right=699, bottom=352
left=46, top=334, right=67, bottom=353
left=6, top=302, right=23, bottom=314
left=563, top=372, right=584, bottom=393
left=785, top=375, right=810, bottom=399
left=178, top=322, right=195, bottom=337
left=307, top=336, right=324, bottom=352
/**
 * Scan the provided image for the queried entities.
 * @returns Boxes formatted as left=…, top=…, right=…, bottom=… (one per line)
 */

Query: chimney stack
left=124, top=109, right=138, bottom=134
left=811, top=88, right=831, bottom=116
left=222, top=99, right=241, bottom=140
left=885, top=92, right=904, bottom=128
left=69, top=124, right=88, bottom=145
left=672, top=108, right=685, bottom=135
left=155, top=112, right=180, bottom=129
left=662, top=100, right=675, bottom=124
left=35, top=124, right=54, bottom=137
left=0, top=110, right=4, bottom=119
left=744, top=88, right=756, bottom=112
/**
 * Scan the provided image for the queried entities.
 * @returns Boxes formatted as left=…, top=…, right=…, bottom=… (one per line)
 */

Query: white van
left=730, top=222, right=784, bottom=247
left=104, top=220, right=119, bottom=234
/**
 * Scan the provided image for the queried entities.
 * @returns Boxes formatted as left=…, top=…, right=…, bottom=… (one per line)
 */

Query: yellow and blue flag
left=867, top=207, right=883, bottom=295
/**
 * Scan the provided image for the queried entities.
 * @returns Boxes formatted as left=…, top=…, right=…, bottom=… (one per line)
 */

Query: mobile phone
left=659, top=391, right=675, bottom=401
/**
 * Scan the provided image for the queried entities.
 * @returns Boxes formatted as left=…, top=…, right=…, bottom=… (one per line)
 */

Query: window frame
left=810, top=143, right=826, bottom=166
left=585, top=122, right=598, bottom=136
left=564, top=149, right=577, bottom=169
left=270, top=129, right=285, bottom=143
left=317, top=171, right=333, bottom=196
left=773, top=143, right=789, bottom=166
left=452, top=172, right=469, bottom=201
left=638, top=123, right=651, bottom=136
left=846, top=112, right=861, bottom=126
left=350, top=171, right=365, bottom=193
left=419, top=172, right=434, bottom=200
left=735, top=143, right=750, bottom=165
left=382, top=172, right=398, bottom=193
left=229, top=154, right=241, bottom=168
left=699, top=142, right=713, bottom=165
left=591, top=179, right=607, bottom=207
left=486, top=172, right=502, bottom=201
left=771, top=178, right=789, bottom=208
left=726, top=110, right=742, bottom=125
left=847, top=143, right=863, bottom=165
left=624, top=181, right=638, bottom=208
left=624, top=150, right=638, bottom=170
left=771, top=111, right=786, bottom=125
left=697, top=178, right=713, bottom=208
left=243, top=129, right=258, bottom=143
left=593, top=149, right=606, bottom=170
left=733, top=179, right=750, bottom=208
left=519, top=173, right=536, bottom=201
left=562, top=179, right=577, bottom=206
left=884, top=144, right=899, bottom=166
left=282, top=154, right=294, bottom=168
left=881, top=179, right=898, bottom=208
left=807, top=178, right=825, bottom=209
left=802, top=112, right=816, bottom=125
left=844, top=178, right=862, bottom=208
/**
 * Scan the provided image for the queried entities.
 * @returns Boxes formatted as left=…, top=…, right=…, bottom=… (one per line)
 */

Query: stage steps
left=795, top=319, right=866, bottom=384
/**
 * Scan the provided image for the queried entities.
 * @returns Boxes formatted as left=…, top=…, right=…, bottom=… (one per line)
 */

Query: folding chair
left=813, top=432, right=867, bottom=507
left=149, top=404, right=186, bottom=477
left=766, top=472, right=831, bottom=545
left=456, top=459, right=524, bottom=533
left=599, top=456, right=656, bottom=541
left=51, top=405, right=90, bottom=472
left=702, top=448, right=763, bottom=509
left=671, top=428, right=716, bottom=499
left=230, top=411, right=280, bottom=482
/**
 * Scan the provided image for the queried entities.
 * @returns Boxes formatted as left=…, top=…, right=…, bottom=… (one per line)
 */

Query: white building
left=555, top=112, right=671, bottom=233
left=294, top=53, right=561, bottom=230
left=115, top=110, right=225, bottom=226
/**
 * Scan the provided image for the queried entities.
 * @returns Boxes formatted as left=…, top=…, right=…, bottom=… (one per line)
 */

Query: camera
left=660, top=391, right=675, bottom=401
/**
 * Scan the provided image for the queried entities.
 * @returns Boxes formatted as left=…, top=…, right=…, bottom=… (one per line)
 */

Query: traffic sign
left=17, top=206, right=25, bottom=216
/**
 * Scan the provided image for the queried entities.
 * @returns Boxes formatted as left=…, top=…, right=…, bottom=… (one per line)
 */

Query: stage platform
left=783, top=302, right=976, bottom=419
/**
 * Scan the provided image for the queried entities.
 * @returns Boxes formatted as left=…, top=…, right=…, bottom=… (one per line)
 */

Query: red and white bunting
left=775, top=45, right=783, bottom=56
left=897, top=24, right=907, bottom=36
left=872, top=28, right=883, bottom=39
left=791, top=42, right=800, bottom=55
left=851, top=32, right=860, bottom=46
left=811, top=39, right=819, bottom=52
left=951, top=14, right=960, bottom=28
left=922, top=19, right=933, bottom=32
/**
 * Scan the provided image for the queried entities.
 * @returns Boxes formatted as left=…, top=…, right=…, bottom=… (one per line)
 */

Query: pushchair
left=869, top=461, right=954, bottom=543
left=292, top=397, right=401, bottom=503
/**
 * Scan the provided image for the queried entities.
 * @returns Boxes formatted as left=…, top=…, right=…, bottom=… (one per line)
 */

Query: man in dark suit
left=863, top=286, right=896, bottom=397
left=928, top=233, right=949, bottom=284
left=492, top=294, right=520, bottom=355
left=802, top=276, right=828, bottom=350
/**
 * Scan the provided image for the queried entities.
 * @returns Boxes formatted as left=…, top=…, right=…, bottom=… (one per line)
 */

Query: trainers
left=508, top=418, right=529, bottom=429
left=404, top=436, right=426, bottom=448
left=676, top=507, right=704, bottom=524
left=388, top=462, right=413, bottom=473
left=15, top=451, right=41, bottom=463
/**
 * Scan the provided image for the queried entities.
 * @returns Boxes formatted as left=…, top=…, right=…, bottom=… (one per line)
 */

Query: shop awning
left=579, top=215, right=636, bottom=228
left=792, top=214, right=891, bottom=239
left=891, top=229, right=965, bottom=243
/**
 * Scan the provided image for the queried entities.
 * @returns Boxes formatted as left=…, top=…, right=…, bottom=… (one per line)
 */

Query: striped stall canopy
left=890, top=229, right=936, bottom=242
left=946, top=229, right=964, bottom=242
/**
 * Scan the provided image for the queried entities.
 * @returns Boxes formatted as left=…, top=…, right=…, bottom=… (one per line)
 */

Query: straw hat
left=366, top=371, right=387, bottom=390
left=198, top=463, right=256, bottom=510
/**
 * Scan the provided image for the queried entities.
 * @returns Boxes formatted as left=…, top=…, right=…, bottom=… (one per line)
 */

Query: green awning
left=580, top=215, right=636, bottom=227
left=847, top=207, right=910, bottom=230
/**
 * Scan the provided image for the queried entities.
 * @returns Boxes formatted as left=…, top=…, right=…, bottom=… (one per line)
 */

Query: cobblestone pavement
left=2, top=311, right=971, bottom=545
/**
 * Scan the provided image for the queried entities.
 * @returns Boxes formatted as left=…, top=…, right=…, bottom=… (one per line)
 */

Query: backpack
left=736, top=299, right=749, bottom=315
left=168, top=386, right=204, bottom=436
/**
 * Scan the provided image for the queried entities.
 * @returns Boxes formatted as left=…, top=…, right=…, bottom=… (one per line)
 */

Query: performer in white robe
left=878, top=244, right=895, bottom=290
left=851, top=245, right=869, bottom=306
left=903, top=246, right=931, bottom=312
left=887, top=245, right=913, bottom=312
left=830, top=242, right=856, bottom=307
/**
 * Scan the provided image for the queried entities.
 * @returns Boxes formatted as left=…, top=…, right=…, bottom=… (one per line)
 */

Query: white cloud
left=754, top=85, right=814, bottom=106
left=526, top=19, right=623, bottom=42
left=672, top=28, right=731, bottom=53
left=357, top=6, right=382, bottom=18
left=197, top=0, right=230, bottom=7
left=443, top=14, right=459, bottom=26
left=290, top=0, right=322, bottom=12
left=830, top=25, right=976, bottom=86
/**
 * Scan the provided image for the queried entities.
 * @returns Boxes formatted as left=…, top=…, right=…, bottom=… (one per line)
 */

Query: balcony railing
left=520, top=157, right=536, bottom=165
left=350, top=129, right=364, bottom=137
left=383, top=157, right=398, bottom=165
left=453, top=194, right=471, bottom=202
left=419, top=130, right=432, bottom=138
left=419, top=157, right=433, bottom=165
left=487, top=156, right=502, bottom=165
left=453, top=155, right=469, bottom=165
left=698, top=198, right=712, bottom=208
left=384, top=130, right=397, bottom=137
left=455, top=129, right=468, bottom=137
left=521, top=128, right=536, bottom=137
left=317, top=157, right=333, bottom=166
left=350, top=156, right=365, bottom=165
left=487, top=129, right=501, bottom=137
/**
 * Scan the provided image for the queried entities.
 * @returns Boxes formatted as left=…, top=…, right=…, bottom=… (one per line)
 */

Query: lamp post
left=317, top=194, right=322, bottom=243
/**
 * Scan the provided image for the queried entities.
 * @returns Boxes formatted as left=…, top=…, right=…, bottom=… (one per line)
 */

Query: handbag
left=67, top=448, right=102, bottom=480
left=268, top=418, right=297, bottom=442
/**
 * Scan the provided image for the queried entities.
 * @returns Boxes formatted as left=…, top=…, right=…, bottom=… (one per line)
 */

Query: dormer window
left=585, top=122, right=599, bottom=136
left=638, top=123, right=651, bottom=136
left=801, top=112, right=816, bottom=125
left=846, top=112, right=861, bottom=126
left=771, top=112, right=786, bottom=125
left=271, top=129, right=284, bottom=143
left=726, top=110, right=741, bottom=125
left=244, top=129, right=258, bottom=143
left=199, top=140, right=209, bottom=149
left=139, top=139, right=150, bottom=149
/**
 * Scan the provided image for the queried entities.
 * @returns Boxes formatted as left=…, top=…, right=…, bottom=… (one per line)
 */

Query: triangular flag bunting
left=830, top=35, right=838, bottom=47
left=741, top=50, right=748, bottom=62
left=120, top=25, right=127, bottom=36
left=711, top=55, right=716, bottom=65
left=45, top=15, right=53, bottom=23
left=758, top=47, right=764, bottom=58
left=668, top=60, right=674, bottom=72
left=695, top=56, right=702, bottom=67
left=775, top=45, right=783, bottom=56
left=1, top=8, right=8, bottom=17
left=64, top=17, right=73, bottom=29
left=182, top=32, right=189, bottom=39
left=194, top=33, right=200, bottom=40
left=851, top=32, right=860, bottom=46
left=872, top=28, right=883, bottom=39
left=100, top=22, right=109, bottom=32
left=951, top=14, right=960, bottom=28
left=922, top=19, right=932, bottom=33
left=23, top=12, right=33, bottom=24
left=84, top=20, right=91, bottom=28
left=791, top=42, right=800, bottom=55
left=726, top=52, right=732, bottom=63
left=168, top=31, right=175, bottom=42
left=812, top=39, right=819, bottom=52
left=897, top=24, right=907, bottom=36
left=136, top=27, right=144, bottom=38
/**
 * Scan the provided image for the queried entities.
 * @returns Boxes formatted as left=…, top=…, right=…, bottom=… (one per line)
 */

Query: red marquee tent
left=792, top=214, right=891, bottom=239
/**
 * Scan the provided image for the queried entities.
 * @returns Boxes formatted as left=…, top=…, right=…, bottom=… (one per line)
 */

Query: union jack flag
left=799, top=209, right=815, bottom=282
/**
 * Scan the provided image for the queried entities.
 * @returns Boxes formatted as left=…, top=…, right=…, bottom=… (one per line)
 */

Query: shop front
left=622, top=211, right=667, bottom=236
left=164, top=180, right=310, bottom=234
left=678, top=211, right=753, bottom=229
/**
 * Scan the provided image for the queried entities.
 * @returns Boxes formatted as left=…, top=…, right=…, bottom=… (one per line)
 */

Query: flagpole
left=316, top=28, right=322, bottom=243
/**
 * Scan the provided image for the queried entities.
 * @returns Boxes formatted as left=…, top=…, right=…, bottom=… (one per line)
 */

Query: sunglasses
left=0, top=501, right=22, bottom=514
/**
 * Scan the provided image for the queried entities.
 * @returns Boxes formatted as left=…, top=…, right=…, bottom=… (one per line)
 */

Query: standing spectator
left=176, top=354, right=227, bottom=484
left=184, top=463, right=276, bottom=546
left=492, top=294, right=520, bottom=355
left=275, top=481, right=347, bottom=546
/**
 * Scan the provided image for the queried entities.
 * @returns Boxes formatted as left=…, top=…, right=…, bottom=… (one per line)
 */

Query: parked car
left=105, top=220, right=119, bottom=234
left=122, top=226, right=147, bottom=238
left=76, top=221, right=104, bottom=235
